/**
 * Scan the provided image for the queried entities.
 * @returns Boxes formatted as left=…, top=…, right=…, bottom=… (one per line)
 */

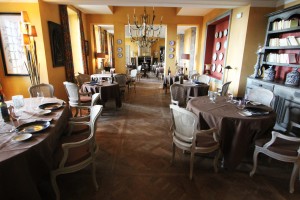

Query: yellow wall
left=85, top=7, right=202, bottom=75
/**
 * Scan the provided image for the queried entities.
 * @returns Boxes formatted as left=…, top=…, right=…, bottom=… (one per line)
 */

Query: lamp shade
left=181, top=54, right=190, bottom=60
left=225, top=65, right=232, bottom=69
left=95, top=52, right=106, bottom=58
left=21, top=11, right=30, bottom=24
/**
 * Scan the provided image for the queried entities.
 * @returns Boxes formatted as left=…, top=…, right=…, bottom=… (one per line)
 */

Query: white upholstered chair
left=28, top=83, right=55, bottom=98
left=127, top=69, right=137, bottom=92
left=51, top=105, right=103, bottom=200
left=250, top=131, right=300, bottom=193
left=197, top=75, right=210, bottom=84
left=247, top=87, right=274, bottom=107
left=63, top=81, right=92, bottom=116
left=170, top=104, right=221, bottom=179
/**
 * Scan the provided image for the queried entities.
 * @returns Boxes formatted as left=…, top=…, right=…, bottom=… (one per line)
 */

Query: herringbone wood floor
left=56, top=74, right=300, bottom=200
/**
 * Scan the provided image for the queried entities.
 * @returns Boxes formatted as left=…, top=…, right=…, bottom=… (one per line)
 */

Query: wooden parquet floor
left=57, top=73, right=300, bottom=200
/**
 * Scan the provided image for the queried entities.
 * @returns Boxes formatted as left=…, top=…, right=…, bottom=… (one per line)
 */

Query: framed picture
left=48, top=21, right=65, bottom=67
left=84, top=40, right=89, bottom=54
left=0, top=13, right=28, bottom=76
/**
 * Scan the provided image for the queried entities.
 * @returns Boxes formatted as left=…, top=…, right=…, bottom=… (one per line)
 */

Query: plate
left=36, top=110, right=51, bottom=116
left=218, top=52, right=224, bottom=60
left=211, top=64, right=216, bottom=72
left=169, top=54, right=174, bottom=59
left=117, top=53, right=123, bottom=58
left=169, top=40, right=175, bottom=46
left=250, top=101, right=262, bottom=106
left=238, top=111, right=252, bottom=117
left=244, top=107, right=269, bottom=116
left=15, top=121, right=50, bottom=134
left=12, top=133, right=32, bottom=142
left=219, top=31, right=223, bottom=38
left=169, top=47, right=175, bottom=52
left=215, top=32, right=218, bottom=38
left=117, top=39, right=122, bottom=44
left=217, top=64, right=222, bottom=73
left=117, top=47, right=122, bottom=52
left=212, top=53, right=217, bottom=61
left=39, top=103, right=63, bottom=111
left=224, top=29, right=228, bottom=36
left=216, top=42, right=221, bottom=51
left=224, top=40, right=228, bottom=49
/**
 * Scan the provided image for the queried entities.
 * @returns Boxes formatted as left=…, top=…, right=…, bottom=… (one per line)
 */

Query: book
left=287, top=36, right=299, bottom=46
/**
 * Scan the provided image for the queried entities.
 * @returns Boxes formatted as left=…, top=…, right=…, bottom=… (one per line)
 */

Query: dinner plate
left=238, top=111, right=252, bottom=117
left=217, top=64, right=222, bottom=73
left=250, top=101, right=262, bottom=106
left=219, top=31, right=223, bottom=38
left=15, top=121, right=50, bottom=134
left=211, top=64, right=216, bottom=72
left=36, top=110, right=51, bottom=116
left=218, top=53, right=224, bottom=60
left=216, top=42, right=221, bottom=51
left=39, top=103, right=63, bottom=111
left=244, top=107, right=269, bottom=116
left=12, top=133, right=32, bottom=142
left=224, top=29, right=228, bottom=36
left=212, top=53, right=217, bottom=61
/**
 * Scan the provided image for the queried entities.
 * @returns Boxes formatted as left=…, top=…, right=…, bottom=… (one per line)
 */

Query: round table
left=186, top=96, right=277, bottom=169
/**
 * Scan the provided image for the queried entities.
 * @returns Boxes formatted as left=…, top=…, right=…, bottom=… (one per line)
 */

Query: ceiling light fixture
left=127, top=7, right=163, bottom=48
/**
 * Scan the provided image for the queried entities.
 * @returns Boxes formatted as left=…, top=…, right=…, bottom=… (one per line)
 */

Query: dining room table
left=0, top=97, right=71, bottom=199
left=186, top=96, right=277, bottom=170
left=81, top=81, right=122, bottom=108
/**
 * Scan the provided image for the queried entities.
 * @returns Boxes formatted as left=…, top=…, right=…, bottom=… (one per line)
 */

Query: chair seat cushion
left=80, top=95, right=92, bottom=103
left=53, top=133, right=91, bottom=168
left=196, top=134, right=218, bottom=148
left=255, top=138, right=300, bottom=157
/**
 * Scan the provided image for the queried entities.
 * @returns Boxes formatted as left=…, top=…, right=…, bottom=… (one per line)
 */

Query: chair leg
left=213, top=150, right=221, bottom=173
left=289, top=163, right=299, bottom=193
left=250, top=148, right=259, bottom=177
left=91, top=161, right=99, bottom=191
left=189, top=151, right=195, bottom=180
left=51, top=172, right=60, bottom=200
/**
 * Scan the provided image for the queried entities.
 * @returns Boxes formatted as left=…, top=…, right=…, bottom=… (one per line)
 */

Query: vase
left=263, top=66, right=276, bottom=81
left=285, top=67, right=300, bottom=86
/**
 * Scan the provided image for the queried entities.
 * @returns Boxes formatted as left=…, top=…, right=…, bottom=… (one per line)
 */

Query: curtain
left=107, top=33, right=114, bottom=67
left=77, top=10, right=88, bottom=74
left=59, top=5, right=75, bottom=82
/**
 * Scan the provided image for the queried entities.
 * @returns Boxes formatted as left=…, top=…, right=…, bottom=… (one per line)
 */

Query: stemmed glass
left=37, top=91, right=44, bottom=105
left=11, top=95, right=25, bottom=127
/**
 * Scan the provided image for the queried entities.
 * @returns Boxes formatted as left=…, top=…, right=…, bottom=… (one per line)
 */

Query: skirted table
left=82, top=81, right=122, bottom=108
left=186, top=96, right=276, bottom=169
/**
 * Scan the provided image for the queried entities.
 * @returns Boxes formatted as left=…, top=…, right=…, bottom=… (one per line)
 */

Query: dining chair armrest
left=171, top=100, right=179, bottom=106
left=59, top=134, right=93, bottom=168
left=69, top=115, right=90, bottom=122
left=196, top=127, right=219, bottom=142
left=79, top=90, right=92, bottom=96
left=263, top=131, right=300, bottom=148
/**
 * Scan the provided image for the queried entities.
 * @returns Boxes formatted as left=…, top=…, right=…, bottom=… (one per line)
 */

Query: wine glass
left=11, top=95, right=25, bottom=127
left=37, top=91, right=44, bottom=105
left=226, top=92, right=233, bottom=103
left=237, top=100, right=246, bottom=110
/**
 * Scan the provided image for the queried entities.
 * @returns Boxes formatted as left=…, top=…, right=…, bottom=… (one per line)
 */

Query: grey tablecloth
left=186, top=96, right=276, bottom=169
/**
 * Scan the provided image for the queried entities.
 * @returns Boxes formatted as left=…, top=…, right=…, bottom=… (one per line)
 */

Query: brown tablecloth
left=176, top=81, right=210, bottom=98
left=0, top=98, right=70, bottom=199
left=186, top=96, right=276, bottom=169
left=82, top=81, right=122, bottom=108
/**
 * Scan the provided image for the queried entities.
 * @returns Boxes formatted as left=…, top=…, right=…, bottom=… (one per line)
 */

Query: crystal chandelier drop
left=128, top=7, right=163, bottom=48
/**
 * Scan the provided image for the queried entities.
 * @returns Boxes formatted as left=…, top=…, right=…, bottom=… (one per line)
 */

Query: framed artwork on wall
left=0, top=13, right=28, bottom=76
left=48, top=21, right=65, bottom=67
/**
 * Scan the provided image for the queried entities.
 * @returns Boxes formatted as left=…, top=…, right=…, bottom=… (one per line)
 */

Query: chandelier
left=128, top=7, right=163, bottom=48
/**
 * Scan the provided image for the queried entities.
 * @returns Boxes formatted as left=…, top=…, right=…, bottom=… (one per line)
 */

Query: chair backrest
left=220, top=81, right=231, bottom=96
left=91, top=93, right=100, bottom=106
left=137, top=65, right=142, bottom=72
left=198, top=75, right=210, bottom=84
left=63, top=81, right=81, bottom=106
left=28, top=83, right=55, bottom=97
left=190, top=73, right=200, bottom=80
left=170, top=104, right=198, bottom=142
left=248, top=87, right=274, bottom=106
left=76, top=73, right=90, bottom=87
left=287, top=106, right=300, bottom=137
left=131, top=69, right=138, bottom=77
left=170, top=84, right=186, bottom=107
left=115, top=74, right=127, bottom=87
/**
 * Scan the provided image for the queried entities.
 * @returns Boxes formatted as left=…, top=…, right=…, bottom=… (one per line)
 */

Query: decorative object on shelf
left=215, top=32, right=219, bottom=38
left=117, top=39, right=122, bottom=44
left=128, top=7, right=162, bottom=48
left=169, top=54, right=174, bottom=59
left=285, top=67, right=299, bottom=86
left=216, top=42, right=221, bottom=51
left=224, top=29, right=228, bottom=36
left=211, top=64, right=216, bottom=72
left=213, top=53, right=217, bottom=61
left=217, top=64, right=222, bottom=73
left=21, top=11, right=40, bottom=85
left=205, top=64, right=211, bottom=75
left=219, top=31, right=223, bottom=38
left=251, top=44, right=263, bottom=78
left=169, top=47, right=175, bottom=52
left=117, top=47, right=122, bottom=52
left=218, top=52, right=224, bottom=60
left=169, top=40, right=175, bottom=46
left=263, top=65, right=276, bottom=81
